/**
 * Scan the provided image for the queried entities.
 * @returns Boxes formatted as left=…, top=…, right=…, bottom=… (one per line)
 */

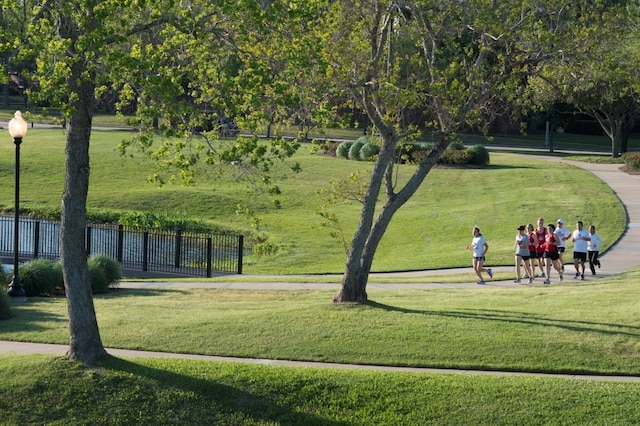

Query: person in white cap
left=554, top=219, right=571, bottom=271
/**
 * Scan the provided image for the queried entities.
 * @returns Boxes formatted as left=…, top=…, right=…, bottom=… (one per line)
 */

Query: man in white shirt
left=554, top=219, right=572, bottom=271
left=571, top=221, right=590, bottom=280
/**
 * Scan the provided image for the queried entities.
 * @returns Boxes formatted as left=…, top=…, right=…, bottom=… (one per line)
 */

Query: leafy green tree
left=12, top=0, right=299, bottom=362
left=310, top=0, right=569, bottom=302
left=531, top=2, right=639, bottom=158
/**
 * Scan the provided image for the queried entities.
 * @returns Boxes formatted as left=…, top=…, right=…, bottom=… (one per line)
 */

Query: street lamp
left=7, top=110, right=27, bottom=301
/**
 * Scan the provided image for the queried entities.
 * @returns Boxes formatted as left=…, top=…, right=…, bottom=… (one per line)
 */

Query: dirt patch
left=620, top=165, right=640, bottom=175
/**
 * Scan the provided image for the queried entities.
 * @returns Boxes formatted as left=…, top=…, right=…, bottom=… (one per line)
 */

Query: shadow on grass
left=102, top=356, right=348, bottom=425
left=364, top=300, right=640, bottom=338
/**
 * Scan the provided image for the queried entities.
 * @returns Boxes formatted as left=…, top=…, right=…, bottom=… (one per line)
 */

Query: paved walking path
left=2, top=154, right=640, bottom=382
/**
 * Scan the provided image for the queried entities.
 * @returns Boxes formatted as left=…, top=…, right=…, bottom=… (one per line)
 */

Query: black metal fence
left=0, top=216, right=243, bottom=277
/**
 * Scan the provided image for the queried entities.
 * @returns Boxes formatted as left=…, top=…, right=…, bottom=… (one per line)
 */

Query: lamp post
left=7, top=110, right=28, bottom=301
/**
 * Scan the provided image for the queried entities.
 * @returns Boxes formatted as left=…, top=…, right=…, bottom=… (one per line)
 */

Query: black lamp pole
left=7, top=111, right=27, bottom=301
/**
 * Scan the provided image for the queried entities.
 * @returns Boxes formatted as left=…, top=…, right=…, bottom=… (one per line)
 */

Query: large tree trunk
left=62, top=58, right=107, bottom=362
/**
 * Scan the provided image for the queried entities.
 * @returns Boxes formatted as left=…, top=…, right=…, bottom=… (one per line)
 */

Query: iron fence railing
left=0, top=216, right=243, bottom=276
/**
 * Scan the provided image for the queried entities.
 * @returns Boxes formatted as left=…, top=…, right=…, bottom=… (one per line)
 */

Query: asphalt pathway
left=2, top=154, right=640, bottom=382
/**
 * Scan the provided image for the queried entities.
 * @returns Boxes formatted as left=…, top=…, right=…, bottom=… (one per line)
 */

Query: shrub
left=18, top=259, right=64, bottom=297
left=320, top=140, right=340, bottom=156
left=359, top=142, right=380, bottom=160
left=336, top=141, right=354, bottom=159
left=88, top=255, right=122, bottom=287
left=348, top=140, right=366, bottom=160
left=407, top=142, right=433, bottom=163
left=466, top=144, right=490, bottom=166
left=437, top=149, right=473, bottom=165
left=622, top=152, right=640, bottom=170
left=89, top=263, right=109, bottom=295
left=447, top=140, right=465, bottom=150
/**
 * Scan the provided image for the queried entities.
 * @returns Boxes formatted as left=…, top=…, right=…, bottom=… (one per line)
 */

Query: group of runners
left=466, top=218, right=603, bottom=285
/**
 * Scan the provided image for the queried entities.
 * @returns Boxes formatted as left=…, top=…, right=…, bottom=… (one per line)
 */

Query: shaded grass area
left=1, top=354, right=639, bottom=425
left=3, top=268, right=640, bottom=376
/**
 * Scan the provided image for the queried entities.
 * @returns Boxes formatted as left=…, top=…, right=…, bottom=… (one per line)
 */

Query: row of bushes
left=1, top=255, right=122, bottom=298
left=330, top=136, right=490, bottom=166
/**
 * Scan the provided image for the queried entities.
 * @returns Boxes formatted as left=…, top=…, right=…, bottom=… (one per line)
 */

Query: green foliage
left=88, top=255, right=122, bottom=286
left=437, top=149, right=473, bottom=165
left=622, top=152, right=640, bottom=170
left=17, top=259, right=64, bottom=297
left=88, top=263, right=109, bottom=295
left=466, top=144, right=491, bottom=166
left=348, top=140, right=365, bottom=160
left=253, top=241, right=279, bottom=256
left=0, top=268, right=10, bottom=319
left=447, top=140, right=465, bottom=150
left=359, top=142, right=380, bottom=160
left=336, top=141, right=353, bottom=159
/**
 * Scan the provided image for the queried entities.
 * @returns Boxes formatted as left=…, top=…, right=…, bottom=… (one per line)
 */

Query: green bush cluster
left=18, top=259, right=63, bottom=297
left=438, top=149, right=473, bottom=165
left=337, top=138, right=488, bottom=166
left=16, top=255, right=121, bottom=297
left=337, top=136, right=382, bottom=161
left=622, top=152, right=640, bottom=170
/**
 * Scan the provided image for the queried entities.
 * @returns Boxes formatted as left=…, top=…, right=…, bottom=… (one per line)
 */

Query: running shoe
left=543, top=279, right=550, bottom=284
left=487, top=268, right=493, bottom=279
left=574, top=273, right=580, bottom=279
left=597, top=261, right=601, bottom=269
left=559, top=272, right=563, bottom=282
left=477, top=280, right=486, bottom=285
left=539, top=272, right=546, bottom=278
left=514, top=279, right=521, bottom=283
left=528, top=278, right=534, bottom=284
left=581, top=275, right=585, bottom=281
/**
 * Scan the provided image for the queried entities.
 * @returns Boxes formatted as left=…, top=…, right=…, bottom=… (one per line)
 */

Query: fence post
left=117, top=224, right=124, bottom=263
left=86, top=226, right=92, bottom=256
left=206, top=237, right=212, bottom=278
left=237, top=235, right=244, bottom=274
left=174, top=229, right=182, bottom=269
left=143, top=231, right=149, bottom=272
left=33, top=220, right=40, bottom=259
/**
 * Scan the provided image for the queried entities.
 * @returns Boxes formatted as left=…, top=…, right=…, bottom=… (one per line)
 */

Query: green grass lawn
left=0, top=128, right=627, bottom=275
left=0, top=124, right=637, bottom=424
left=2, top=268, right=640, bottom=424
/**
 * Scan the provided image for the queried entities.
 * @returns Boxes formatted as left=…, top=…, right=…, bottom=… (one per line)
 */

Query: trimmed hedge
left=336, top=141, right=354, bottom=159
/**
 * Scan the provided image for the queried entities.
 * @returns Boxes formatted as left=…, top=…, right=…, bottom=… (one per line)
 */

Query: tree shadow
left=101, top=356, right=349, bottom=425
left=364, top=300, right=640, bottom=338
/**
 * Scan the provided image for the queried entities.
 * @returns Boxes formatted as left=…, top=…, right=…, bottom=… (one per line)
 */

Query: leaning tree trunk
left=62, top=63, right=108, bottom=362
left=334, top=132, right=450, bottom=303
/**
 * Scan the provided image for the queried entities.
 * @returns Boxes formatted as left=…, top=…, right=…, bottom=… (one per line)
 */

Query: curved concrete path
left=2, top=155, right=640, bottom=382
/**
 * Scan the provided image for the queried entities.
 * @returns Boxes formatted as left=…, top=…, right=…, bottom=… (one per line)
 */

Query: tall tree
left=313, top=0, right=568, bottom=302
left=530, top=2, right=639, bottom=158
left=18, top=0, right=299, bottom=362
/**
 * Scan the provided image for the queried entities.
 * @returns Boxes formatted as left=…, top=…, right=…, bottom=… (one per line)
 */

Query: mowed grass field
left=0, top=127, right=627, bottom=275
left=0, top=126, right=639, bottom=424
left=2, top=267, right=640, bottom=424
